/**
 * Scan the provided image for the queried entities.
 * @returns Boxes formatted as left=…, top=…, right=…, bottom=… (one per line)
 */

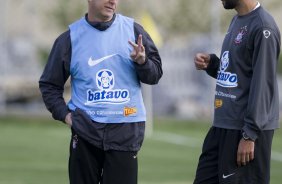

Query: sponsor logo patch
left=215, top=99, right=223, bottom=109
left=216, top=51, right=238, bottom=88
left=124, top=107, right=137, bottom=116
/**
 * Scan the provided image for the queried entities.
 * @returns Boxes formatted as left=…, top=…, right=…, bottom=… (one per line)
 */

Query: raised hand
left=128, top=34, right=146, bottom=65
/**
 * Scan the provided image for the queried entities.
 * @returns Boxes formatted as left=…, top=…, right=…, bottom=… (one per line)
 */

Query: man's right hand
left=194, top=53, right=210, bottom=70
left=65, top=112, right=72, bottom=127
left=237, top=138, right=255, bottom=167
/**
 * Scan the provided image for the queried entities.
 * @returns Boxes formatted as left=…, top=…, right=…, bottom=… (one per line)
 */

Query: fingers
left=249, top=149, right=254, bottom=160
left=195, top=60, right=208, bottom=70
left=128, top=40, right=137, bottom=48
left=237, top=152, right=247, bottom=166
left=237, top=152, right=252, bottom=166
left=129, top=45, right=145, bottom=60
left=194, top=53, right=210, bottom=70
left=128, top=35, right=145, bottom=64
left=129, top=34, right=143, bottom=49
left=64, top=112, right=72, bottom=128
left=195, top=53, right=210, bottom=61
left=237, top=139, right=255, bottom=167
left=129, top=35, right=144, bottom=53
left=137, top=34, right=143, bottom=50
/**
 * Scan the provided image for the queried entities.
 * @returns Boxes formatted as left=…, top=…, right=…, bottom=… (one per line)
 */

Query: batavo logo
left=215, top=99, right=223, bottom=109
left=85, top=69, right=130, bottom=105
left=124, top=107, right=137, bottom=116
left=217, top=51, right=238, bottom=88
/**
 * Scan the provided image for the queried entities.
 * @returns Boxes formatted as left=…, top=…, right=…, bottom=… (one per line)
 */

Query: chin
left=104, top=12, right=114, bottom=18
left=101, top=14, right=114, bottom=22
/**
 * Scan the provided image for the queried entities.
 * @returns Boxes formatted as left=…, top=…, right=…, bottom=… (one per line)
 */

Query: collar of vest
left=85, top=13, right=116, bottom=31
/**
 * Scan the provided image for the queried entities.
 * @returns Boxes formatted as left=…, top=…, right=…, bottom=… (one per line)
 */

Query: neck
left=235, top=0, right=258, bottom=16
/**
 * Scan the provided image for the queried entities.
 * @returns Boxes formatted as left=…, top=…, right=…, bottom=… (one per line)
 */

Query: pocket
left=71, top=108, right=104, bottom=145
left=71, top=108, right=89, bottom=131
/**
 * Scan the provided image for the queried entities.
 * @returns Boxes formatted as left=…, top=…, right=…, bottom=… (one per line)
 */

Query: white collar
left=253, top=2, right=260, bottom=11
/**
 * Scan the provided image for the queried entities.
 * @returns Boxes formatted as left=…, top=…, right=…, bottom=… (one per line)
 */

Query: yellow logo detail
left=124, top=107, right=137, bottom=116
left=215, top=99, right=223, bottom=109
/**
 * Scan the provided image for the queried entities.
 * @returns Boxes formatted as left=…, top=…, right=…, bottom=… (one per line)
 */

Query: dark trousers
left=194, top=127, right=274, bottom=184
left=68, top=132, right=138, bottom=184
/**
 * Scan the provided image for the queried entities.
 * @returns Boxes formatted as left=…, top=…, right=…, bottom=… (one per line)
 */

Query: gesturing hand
left=194, top=53, right=210, bottom=70
left=128, top=34, right=146, bottom=65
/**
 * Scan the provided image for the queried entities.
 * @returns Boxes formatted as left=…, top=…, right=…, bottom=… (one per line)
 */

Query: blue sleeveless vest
left=67, top=14, right=146, bottom=123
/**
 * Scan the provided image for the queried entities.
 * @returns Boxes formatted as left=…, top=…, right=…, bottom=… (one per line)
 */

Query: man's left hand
left=129, top=34, right=146, bottom=65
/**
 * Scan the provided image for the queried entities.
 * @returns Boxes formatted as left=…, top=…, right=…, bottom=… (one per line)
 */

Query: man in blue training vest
left=39, top=0, right=162, bottom=183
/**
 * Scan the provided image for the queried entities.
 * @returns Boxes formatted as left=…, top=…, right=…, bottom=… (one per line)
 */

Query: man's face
left=88, top=0, right=118, bottom=22
left=221, top=0, right=240, bottom=9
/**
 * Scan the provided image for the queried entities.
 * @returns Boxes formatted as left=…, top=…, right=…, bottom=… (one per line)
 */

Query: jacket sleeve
left=38, top=30, right=71, bottom=122
left=205, top=54, right=220, bottom=79
left=133, top=22, right=163, bottom=85
left=242, top=27, right=281, bottom=140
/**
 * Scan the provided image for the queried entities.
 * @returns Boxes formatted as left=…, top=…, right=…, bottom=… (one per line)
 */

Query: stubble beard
left=222, top=0, right=239, bottom=9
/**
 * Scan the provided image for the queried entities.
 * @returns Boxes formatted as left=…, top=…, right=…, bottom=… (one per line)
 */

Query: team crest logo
left=216, top=51, right=238, bottom=88
left=96, top=69, right=114, bottom=90
left=234, top=26, right=247, bottom=44
left=85, top=69, right=130, bottom=105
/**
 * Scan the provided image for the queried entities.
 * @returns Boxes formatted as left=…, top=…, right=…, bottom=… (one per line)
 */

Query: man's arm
left=38, top=31, right=71, bottom=122
left=242, top=27, right=281, bottom=140
left=206, top=54, right=220, bottom=78
left=133, top=22, right=163, bottom=85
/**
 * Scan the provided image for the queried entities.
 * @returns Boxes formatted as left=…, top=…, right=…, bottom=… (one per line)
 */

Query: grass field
left=0, top=116, right=281, bottom=184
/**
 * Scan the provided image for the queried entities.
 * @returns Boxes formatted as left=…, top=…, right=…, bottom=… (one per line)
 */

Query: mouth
left=105, top=6, right=115, bottom=12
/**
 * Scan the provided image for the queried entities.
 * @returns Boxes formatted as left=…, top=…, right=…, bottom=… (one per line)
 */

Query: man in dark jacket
left=194, top=0, right=280, bottom=183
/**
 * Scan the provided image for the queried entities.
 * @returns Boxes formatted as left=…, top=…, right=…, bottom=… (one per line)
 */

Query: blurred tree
left=156, top=0, right=210, bottom=38
left=117, top=0, right=140, bottom=17
left=49, top=0, right=86, bottom=30
left=45, top=0, right=281, bottom=41
left=47, top=0, right=141, bottom=31
left=40, top=0, right=282, bottom=75
left=264, top=0, right=282, bottom=10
